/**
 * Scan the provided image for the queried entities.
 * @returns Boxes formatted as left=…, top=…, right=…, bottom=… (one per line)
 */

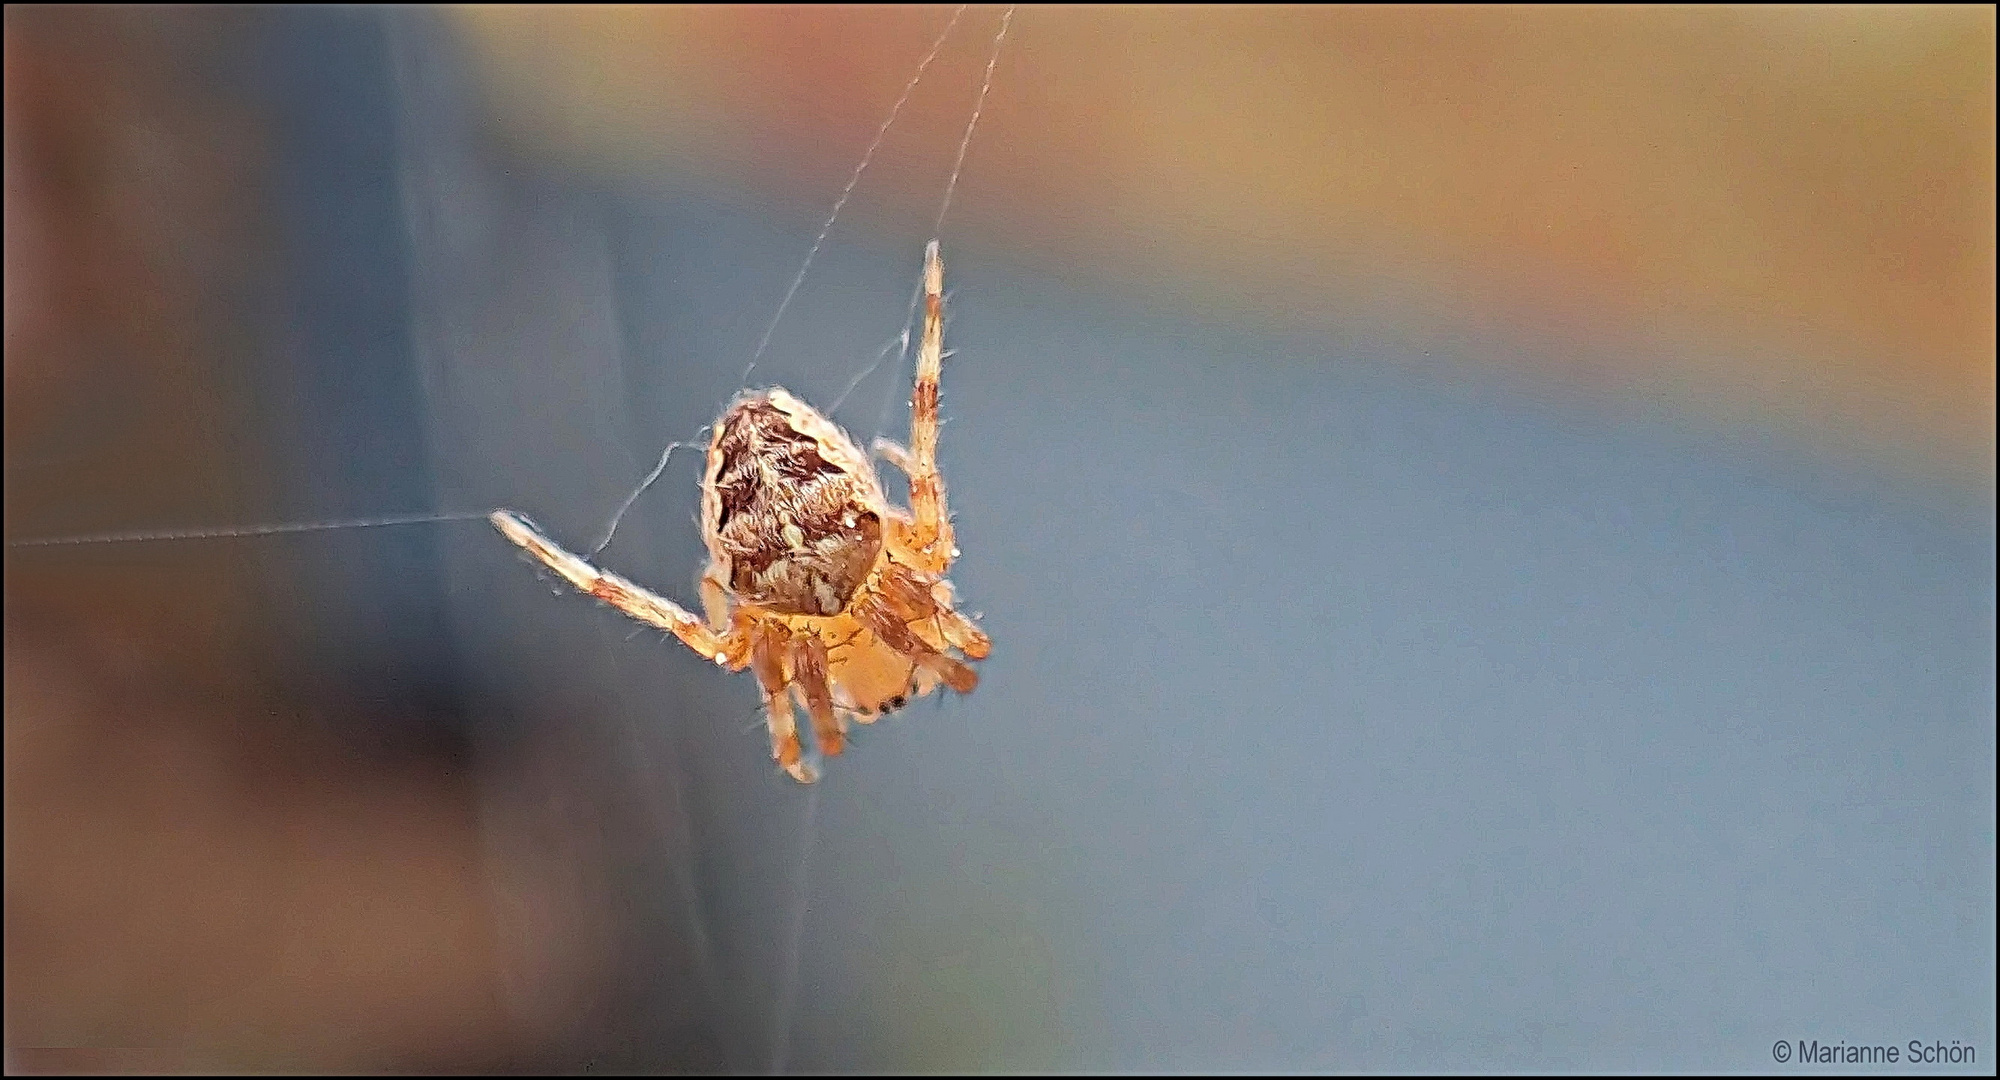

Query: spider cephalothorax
left=492, top=242, right=987, bottom=782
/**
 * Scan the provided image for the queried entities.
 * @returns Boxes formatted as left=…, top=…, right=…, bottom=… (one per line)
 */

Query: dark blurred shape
left=5, top=7, right=611, bottom=1071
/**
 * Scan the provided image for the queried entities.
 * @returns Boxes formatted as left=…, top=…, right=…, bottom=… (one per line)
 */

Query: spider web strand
left=930, top=4, right=1014, bottom=239
left=591, top=422, right=711, bottom=557
left=740, top=4, right=967, bottom=389
left=766, top=782, right=823, bottom=1076
left=598, top=5, right=967, bottom=559
left=6, top=511, right=491, bottom=547
left=843, top=4, right=1012, bottom=429
left=826, top=315, right=920, bottom=415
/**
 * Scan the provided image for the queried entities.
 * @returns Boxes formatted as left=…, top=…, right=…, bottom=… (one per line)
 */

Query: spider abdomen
left=702, top=390, right=886, bottom=616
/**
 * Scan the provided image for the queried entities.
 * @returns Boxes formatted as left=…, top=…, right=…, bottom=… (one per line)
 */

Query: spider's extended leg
left=491, top=511, right=748, bottom=668
left=790, top=634, right=845, bottom=757
left=904, top=241, right=955, bottom=573
left=749, top=622, right=816, bottom=783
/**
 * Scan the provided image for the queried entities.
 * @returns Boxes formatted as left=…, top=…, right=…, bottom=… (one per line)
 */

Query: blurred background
left=5, top=4, right=1993, bottom=1073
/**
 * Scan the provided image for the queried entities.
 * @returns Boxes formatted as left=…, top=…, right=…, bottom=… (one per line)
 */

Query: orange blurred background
left=456, top=4, right=1995, bottom=485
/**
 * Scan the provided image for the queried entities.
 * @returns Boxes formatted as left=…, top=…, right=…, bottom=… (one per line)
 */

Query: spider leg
left=904, top=241, right=955, bottom=574
left=920, top=576, right=991, bottom=659
left=875, top=561, right=990, bottom=662
left=865, top=437, right=919, bottom=524
left=698, top=560, right=731, bottom=633
left=491, top=511, right=748, bottom=668
left=854, top=590, right=977, bottom=695
left=790, top=634, right=845, bottom=758
left=749, top=622, right=817, bottom=783
left=934, top=605, right=991, bottom=660
left=871, top=436, right=916, bottom=479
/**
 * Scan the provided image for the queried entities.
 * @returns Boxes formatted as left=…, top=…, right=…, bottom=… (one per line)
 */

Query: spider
left=491, top=241, right=989, bottom=783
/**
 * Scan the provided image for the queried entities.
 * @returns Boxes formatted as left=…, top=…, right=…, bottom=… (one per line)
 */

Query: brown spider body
left=492, top=242, right=986, bottom=783
left=702, top=391, right=884, bottom=618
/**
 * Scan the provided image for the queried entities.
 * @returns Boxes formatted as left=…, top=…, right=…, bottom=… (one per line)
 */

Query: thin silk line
left=740, top=4, right=968, bottom=389
left=6, top=511, right=491, bottom=548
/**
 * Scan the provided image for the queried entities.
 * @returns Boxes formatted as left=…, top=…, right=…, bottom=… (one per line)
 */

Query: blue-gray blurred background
left=5, top=6, right=1992, bottom=1073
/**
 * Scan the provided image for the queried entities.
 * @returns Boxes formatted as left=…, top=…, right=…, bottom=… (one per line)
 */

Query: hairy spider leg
left=852, top=578, right=977, bottom=695
left=789, top=634, right=845, bottom=757
left=927, top=579, right=992, bottom=659
left=699, top=562, right=732, bottom=632
left=491, top=510, right=749, bottom=669
left=750, top=622, right=815, bottom=783
left=870, top=436, right=918, bottom=480
left=869, top=488, right=990, bottom=665
left=495, top=510, right=832, bottom=782
left=904, top=241, right=955, bottom=573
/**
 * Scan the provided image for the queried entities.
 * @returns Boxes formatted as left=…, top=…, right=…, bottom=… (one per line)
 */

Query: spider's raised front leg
left=491, top=511, right=749, bottom=669
left=903, top=241, right=956, bottom=574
